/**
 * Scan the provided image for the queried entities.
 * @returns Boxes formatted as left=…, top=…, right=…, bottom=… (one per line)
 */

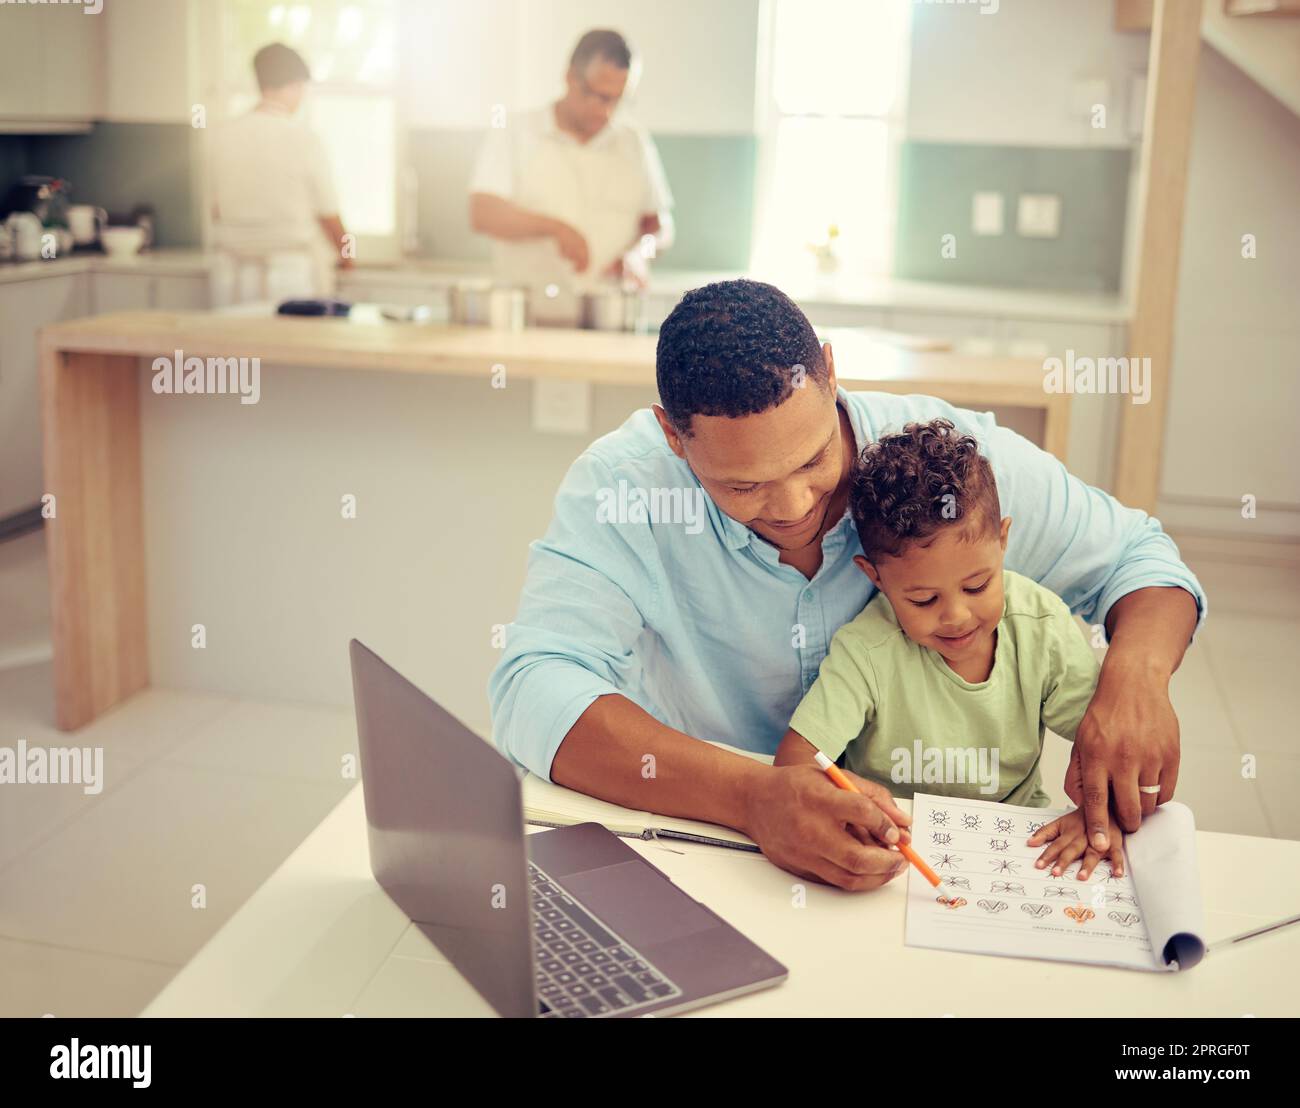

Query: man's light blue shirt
left=488, top=388, right=1206, bottom=780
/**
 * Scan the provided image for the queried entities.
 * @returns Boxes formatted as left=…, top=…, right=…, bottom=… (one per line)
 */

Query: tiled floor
left=0, top=525, right=1297, bottom=1015
left=0, top=528, right=358, bottom=1016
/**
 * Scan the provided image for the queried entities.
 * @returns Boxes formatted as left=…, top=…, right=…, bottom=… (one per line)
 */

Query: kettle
left=5, top=212, right=43, bottom=261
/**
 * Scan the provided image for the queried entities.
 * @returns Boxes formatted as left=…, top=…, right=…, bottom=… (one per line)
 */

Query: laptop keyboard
left=529, top=861, right=684, bottom=1018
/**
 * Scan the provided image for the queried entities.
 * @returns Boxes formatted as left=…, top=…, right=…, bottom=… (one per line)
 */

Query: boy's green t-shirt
left=788, top=570, right=1100, bottom=807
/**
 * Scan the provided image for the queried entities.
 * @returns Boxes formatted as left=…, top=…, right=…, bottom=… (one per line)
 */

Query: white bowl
left=100, top=225, right=146, bottom=258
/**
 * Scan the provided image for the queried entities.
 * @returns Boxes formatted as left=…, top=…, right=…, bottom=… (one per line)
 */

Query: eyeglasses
left=573, top=72, right=626, bottom=109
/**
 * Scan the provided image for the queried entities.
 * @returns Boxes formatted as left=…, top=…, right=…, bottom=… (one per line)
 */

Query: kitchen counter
left=663, top=270, right=1129, bottom=324
left=0, top=247, right=213, bottom=285
left=38, top=309, right=1068, bottom=733
left=41, top=309, right=1053, bottom=400
left=341, top=259, right=1131, bottom=324
left=0, top=247, right=1128, bottom=324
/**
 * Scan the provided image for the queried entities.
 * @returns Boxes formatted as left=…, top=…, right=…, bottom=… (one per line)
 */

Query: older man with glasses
left=468, top=29, right=675, bottom=324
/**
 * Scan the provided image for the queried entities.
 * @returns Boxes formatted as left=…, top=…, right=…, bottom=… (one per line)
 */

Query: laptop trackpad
left=561, top=861, right=721, bottom=949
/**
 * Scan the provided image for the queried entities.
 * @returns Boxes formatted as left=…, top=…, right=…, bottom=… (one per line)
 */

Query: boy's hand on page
left=741, top=764, right=912, bottom=892
left=1027, top=808, right=1125, bottom=881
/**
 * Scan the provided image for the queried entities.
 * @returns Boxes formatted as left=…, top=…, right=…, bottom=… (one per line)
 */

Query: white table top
left=142, top=786, right=1300, bottom=1017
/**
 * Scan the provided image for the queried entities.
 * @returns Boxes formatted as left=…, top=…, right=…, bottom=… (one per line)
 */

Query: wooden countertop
left=39, top=310, right=1067, bottom=732
left=40, top=310, right=1056, bottom=408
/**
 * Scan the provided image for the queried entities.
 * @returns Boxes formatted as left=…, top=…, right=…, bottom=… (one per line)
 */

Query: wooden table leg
left=1042, top=395, right=1071, bottom=465
left=40, top=348, right=148, bottom=731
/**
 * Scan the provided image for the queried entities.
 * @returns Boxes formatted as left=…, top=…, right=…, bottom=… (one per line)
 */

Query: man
left=468, top=29, right=674, bottom=322
left=209, top=43, right=351, bottom=306
left=489, top=280, right=1205, bottom=892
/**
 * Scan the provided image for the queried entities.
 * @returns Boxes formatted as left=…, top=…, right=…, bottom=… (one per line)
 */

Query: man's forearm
left=620, top=211, right=673, bottom=260
left=648, top=209, right=674, bottom=253
left=1101, top=585, right=1199, bottom=682
left=317, top=214, right=348, bottom=256
left=469, top=192, right=558, bottom=242
left=549, top=693, right=766, bottom=834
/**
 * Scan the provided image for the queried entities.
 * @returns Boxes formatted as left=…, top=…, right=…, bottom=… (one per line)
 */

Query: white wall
left=904, top=2, right=1300, bottom=541
left=1158, top=46, right=1300, bottom=540
left=400, top=0, right=759, bottom=132
left=514, top=0, right=759, bottom=133
left=906, top=0, right=1149, bottom=147
left=399, top=0, right=526, bottom=129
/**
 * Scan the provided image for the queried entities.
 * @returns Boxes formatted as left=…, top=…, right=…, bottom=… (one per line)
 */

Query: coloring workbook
left=905, top=794, right=1207, bottom=972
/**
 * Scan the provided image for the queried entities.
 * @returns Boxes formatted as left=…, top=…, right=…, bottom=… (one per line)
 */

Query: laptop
left=349, top=639, right=788, bottom=1018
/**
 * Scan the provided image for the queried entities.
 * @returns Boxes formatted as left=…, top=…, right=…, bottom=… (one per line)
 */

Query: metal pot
left=488, top=286, right=528, bottom=330
left=580, top=288, right=647, bottom=332
left=447, top=279, right=493, bottom=325
left=448, top=280, right=528, bottom=329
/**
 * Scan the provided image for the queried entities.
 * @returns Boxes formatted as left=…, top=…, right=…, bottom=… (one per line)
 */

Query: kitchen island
left=39, top=310, right=1068, bottom=732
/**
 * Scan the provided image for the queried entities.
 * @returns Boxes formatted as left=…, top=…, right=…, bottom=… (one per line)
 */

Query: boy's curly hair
left=850, top=418, right=1001, bottom=561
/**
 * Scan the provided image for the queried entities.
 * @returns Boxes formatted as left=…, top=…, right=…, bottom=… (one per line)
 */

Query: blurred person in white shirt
left=209, top=43, right=351, bottom=307
left=468, top=29, right=674, bottom=323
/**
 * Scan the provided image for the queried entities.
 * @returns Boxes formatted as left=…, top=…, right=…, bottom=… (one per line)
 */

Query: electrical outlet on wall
left=971, top=192, right=1004, bottom=236
left=1017, top=194, right=1062, bottom=238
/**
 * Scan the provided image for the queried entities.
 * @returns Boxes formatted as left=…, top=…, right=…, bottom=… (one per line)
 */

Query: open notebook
left=520, top=740, right=767, bottom=850
left=905, top=793, right=1207, bottom=972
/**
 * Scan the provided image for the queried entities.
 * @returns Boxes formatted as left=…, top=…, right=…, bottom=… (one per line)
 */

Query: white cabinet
left=0, top=2, right=102, bottom=123
left=889, top=309, right=998, bottom=353
left=41, top=2, right=103, bottom=120
left=91, top=273, right=154, bottom=314
left=103, top=0, right=196, bottom=123
left=154, top=275, right=211, bottom=311
left=0, top=274, right=90, bottom=518
left=0, top=267, right=210, bottom=521
left=92, top=272, right=210, bottom=313
left=0, top=5, right=45, bottom=118
left=996, top=318, right=1125, bottom=491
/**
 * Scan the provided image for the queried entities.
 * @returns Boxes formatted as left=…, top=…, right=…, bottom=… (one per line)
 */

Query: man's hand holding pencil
left=742, top=754, right=913, bottom=892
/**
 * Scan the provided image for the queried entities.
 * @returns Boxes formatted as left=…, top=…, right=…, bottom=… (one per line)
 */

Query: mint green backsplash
left=407, top=128, right=756, bottom=271
left=24, top=123, right=203, bottom=246
left=894, top=142, right=1131, bottom=292
left=12, top=127, right=1132, bottom=290
left=654, top=133, right=755, bottom=272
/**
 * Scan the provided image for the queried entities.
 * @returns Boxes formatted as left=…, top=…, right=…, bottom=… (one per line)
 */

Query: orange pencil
left=813, top=751, right=944, bottom=892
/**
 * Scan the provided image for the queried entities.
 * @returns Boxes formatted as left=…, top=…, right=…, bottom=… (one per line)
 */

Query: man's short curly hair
left=850, top=418, right=1001, bottom=561
left=655, top=279, right=828, bottom=435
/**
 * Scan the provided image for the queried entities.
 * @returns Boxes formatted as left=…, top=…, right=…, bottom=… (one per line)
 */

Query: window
left=213, top=0, right=400, bottom=255
left=752, top=0, right=912, bottom=281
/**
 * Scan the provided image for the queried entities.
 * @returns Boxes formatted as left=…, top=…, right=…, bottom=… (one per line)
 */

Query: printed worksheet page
left=904, top=793, right=1166, bottom=972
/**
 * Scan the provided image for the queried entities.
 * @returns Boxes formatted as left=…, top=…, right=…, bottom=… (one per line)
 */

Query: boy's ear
left=853, top=554, right=883, bottom=587
left=999, top=515, right=1012, bottom=549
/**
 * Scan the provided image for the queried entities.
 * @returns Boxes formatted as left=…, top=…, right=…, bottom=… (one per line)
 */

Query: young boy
left=774, top=418, right=1125, bottom=881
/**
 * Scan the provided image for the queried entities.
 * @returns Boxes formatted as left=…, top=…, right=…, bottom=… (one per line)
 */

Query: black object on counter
left=276, top=299, right=352, bottom=317
left=1, top=175, right=70, bottom=223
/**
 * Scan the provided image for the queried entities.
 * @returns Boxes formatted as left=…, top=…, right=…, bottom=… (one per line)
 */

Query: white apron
left=495, top=133, right=643, bottom=325
left=210, top=237, right=336, bottom=309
